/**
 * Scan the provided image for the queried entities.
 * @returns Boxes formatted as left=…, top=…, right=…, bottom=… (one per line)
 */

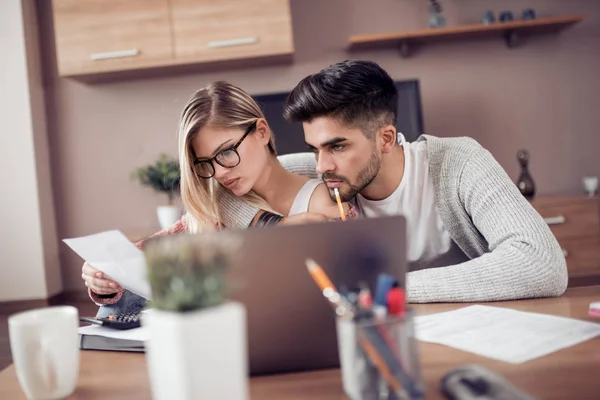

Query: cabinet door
left=171, top=0, right=294, bottom=63
left=52, top=0, right=173, bottom=76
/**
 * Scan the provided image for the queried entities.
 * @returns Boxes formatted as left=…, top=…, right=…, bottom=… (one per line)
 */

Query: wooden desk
left=2, top=287, right=599, bottom=399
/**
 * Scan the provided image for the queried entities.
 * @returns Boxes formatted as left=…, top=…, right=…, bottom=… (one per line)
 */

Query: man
left=218, top=60, right=567, bottom=303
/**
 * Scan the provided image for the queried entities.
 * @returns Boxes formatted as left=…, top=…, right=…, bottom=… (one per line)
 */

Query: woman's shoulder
left=308, top=182, right=354, bottom=219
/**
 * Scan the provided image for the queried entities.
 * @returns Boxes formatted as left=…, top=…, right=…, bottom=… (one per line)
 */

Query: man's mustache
left=322, top=173, right=348, bottom=182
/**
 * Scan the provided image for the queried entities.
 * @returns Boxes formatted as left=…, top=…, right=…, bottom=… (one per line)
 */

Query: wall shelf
left=348, top=15, right=583, bottom=57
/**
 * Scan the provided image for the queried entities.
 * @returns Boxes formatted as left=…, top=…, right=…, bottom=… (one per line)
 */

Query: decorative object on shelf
left=132, top=154, right=181, bottom=229
left=481, top=10, right=496, bottom=25
left=499, top=11, right=514, bottom=22
left=522, top=9, right=537, bottom=21
left=428, top=0, right=446, bottom=28
left=516, top=149, right=536, bottom=199
left=582, top=176, right=599, bottom=197
left=142, top=233, right=248, bottom=400
left=348, top=15, right=583, bottom=57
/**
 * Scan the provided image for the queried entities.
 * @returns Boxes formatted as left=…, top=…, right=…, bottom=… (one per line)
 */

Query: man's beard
left=323, top=151, right=381, bottom=202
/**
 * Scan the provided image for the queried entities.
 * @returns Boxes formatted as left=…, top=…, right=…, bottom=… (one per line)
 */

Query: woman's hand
left=81, top=262, right=122, bottom=295
left=280, top=212, right=330, bottom=225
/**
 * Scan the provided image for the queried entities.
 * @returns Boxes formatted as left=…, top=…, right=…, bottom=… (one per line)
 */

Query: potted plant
left=141, top=234, right=248, bottom=400
left=132, top=154, right=181, bottom=228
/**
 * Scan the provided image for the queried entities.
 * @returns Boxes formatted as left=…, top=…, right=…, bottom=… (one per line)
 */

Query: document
left=63, top=230, right=152, bottom=299
left=414, top=305, right=600, bottom=363
left=78, top=325, right=150, bottom=342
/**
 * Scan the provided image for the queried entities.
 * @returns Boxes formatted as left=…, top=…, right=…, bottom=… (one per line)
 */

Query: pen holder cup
left=336, top=310, right=423, bottom=400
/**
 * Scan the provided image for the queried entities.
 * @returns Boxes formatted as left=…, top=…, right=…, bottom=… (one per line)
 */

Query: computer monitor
left=253, top=80, right=425, bottom=155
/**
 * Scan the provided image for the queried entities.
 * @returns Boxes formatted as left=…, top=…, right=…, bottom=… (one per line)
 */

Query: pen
left=358, top=284, right=373, bottom=310
left=333, top=188, right=346, bottom=221
left=358, top=324, right=423, bottom=399
left=387, top=286, right=406, bottom=317
left=305, top=258, right=355, bottom=319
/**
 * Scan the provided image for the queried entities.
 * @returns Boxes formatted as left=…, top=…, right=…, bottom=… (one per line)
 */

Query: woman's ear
left=379, top=124, right=397, bottom=153
left=255, top=118, right=271, bottom=145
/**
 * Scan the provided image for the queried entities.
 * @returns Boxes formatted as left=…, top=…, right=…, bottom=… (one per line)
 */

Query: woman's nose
left=213, top=162, right=230, bottom=179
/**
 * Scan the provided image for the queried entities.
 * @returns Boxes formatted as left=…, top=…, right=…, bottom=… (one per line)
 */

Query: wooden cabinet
left=531, top=196, right=600, bottom=285
left=51, top=0, right=294, bottom=80
left=52, top=0, right=174, bottom=76
left=171, top=0, right=294, bottom=63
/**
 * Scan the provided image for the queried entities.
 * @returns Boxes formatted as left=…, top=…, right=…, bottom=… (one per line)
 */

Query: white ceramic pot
left=156, top=205, right=181, bottom=229
left=142, top=302, right=248, bottom=400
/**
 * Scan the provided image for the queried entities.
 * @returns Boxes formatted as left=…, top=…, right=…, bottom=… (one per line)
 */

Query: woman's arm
left=86, top=217, right=189, bottom=305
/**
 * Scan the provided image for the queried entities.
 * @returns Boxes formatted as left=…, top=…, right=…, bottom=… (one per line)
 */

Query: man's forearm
left=406, top=245, right=567, bottom=303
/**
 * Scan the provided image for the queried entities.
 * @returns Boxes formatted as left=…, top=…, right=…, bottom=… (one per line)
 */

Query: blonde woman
left=83, top=81, right=356, bottom=308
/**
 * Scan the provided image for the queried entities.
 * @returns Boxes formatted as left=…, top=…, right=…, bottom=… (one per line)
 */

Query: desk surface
left=2, top=287, right=599, bottom=399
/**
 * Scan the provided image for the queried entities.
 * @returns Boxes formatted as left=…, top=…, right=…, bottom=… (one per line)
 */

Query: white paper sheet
left=414, top=305, right=600, bottom=363
left=63, top=230, right=152, bottom=299
left=78, top=325, right=150, bottom=341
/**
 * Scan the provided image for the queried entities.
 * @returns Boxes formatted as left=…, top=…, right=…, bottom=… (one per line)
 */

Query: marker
left=374, top=273, right=396, bottom=306
left=358, top=285, right=373, bottom=310
left=387, top=287, right=406, bottom=316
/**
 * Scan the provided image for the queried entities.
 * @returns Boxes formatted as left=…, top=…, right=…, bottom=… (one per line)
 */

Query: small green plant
left=132, top=154, right=180, bottom=205
left=144, top=234, right=242, bottom=312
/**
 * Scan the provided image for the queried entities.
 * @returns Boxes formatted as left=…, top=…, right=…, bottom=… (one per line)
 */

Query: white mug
left=582, top=176, right=599, bottom=197
left=8, top=306, right=80, bottom=400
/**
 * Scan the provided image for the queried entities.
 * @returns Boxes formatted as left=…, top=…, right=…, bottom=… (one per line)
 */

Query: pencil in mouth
left=333, top=188, right=346, bottom=221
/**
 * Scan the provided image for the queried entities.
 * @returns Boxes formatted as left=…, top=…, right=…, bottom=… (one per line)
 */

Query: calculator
left=80, top=312, right=142, bottom=330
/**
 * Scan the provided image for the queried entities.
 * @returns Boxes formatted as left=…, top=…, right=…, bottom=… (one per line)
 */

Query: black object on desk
left=441, top=364, right=534, bottom=400
left=80, top=312, right=141, bottom=330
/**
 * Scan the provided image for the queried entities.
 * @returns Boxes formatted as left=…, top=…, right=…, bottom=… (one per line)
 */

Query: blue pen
left=374, top=273, right=396, bottom=306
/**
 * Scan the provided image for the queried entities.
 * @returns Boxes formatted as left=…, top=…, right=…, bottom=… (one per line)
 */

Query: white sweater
left=217, top=135, right=568, bottom=303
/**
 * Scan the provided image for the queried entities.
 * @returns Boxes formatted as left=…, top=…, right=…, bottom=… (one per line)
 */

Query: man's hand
left=280, top=212, right=330, bottom=226
left=81, top=262, right=121, bottom=295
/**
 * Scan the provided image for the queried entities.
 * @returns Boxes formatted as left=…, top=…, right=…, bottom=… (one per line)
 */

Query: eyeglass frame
left=192, top=120, right=258, bottom=179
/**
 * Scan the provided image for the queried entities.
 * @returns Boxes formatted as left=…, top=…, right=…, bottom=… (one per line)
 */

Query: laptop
left=212, top=215, right=408, bottom=376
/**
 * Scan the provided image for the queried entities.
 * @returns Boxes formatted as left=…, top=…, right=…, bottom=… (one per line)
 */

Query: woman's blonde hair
left=178, top=81, right=277, bottom=232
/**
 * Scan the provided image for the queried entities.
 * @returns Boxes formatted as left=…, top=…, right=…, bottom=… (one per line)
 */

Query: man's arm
left=407, top=144, right=568, bottom=303
left=217, top=153, right=318, bottom=229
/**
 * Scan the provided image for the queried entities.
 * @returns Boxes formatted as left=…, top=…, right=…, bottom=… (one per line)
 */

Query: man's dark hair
left=283, top=60, right=397, bottom=138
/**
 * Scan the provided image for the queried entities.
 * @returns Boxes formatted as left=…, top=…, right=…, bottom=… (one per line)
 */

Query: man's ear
left=379, top=125, right=397, bottom=153
left=255, top=118, right=271, bottom=145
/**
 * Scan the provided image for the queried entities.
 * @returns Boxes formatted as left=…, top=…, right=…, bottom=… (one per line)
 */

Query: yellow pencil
left=333, top=188, right=346, bottom=221
left=305, top=258, right=354, bottom=318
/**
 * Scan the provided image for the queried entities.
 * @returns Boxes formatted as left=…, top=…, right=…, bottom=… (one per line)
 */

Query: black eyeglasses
left=193, top=121, right=257, bottom=179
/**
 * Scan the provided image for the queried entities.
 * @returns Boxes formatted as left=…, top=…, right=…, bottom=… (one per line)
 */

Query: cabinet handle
left=544, top=215, right=566, bottom=225
left=208, top=37, right=258, bottom=48
left=91, top=49, right=140, bottom=61
left=562, top=248, right=569, bottom=258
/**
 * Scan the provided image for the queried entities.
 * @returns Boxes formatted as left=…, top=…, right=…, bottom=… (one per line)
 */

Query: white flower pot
left=142, top=302, right=248, bottom=400
left=156, top=205, right=181, bottom=229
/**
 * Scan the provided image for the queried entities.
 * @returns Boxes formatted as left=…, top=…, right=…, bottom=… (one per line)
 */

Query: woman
left=82, top=81, right=355, bottom=307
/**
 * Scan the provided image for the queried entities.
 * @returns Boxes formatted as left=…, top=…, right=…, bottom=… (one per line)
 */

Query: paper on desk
left=414, top=305, right=600, bottom=364
left=63, top=230, right=152, bottom=299
left=78, top=325, right=150, bottom=341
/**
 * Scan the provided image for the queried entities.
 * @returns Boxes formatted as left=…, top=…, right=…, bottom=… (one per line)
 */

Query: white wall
left=0, top=0, right=62, bottom=301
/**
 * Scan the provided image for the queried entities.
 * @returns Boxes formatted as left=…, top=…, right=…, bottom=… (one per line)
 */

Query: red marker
left=387, top=287, right=406, bottom=316
left=358, top=287, right=373, bottom=309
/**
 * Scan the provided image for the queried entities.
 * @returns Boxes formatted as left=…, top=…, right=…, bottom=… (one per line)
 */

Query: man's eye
left=331, top=144, right=345, bottom=152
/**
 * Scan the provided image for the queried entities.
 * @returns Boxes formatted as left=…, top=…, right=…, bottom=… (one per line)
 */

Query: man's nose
left=315, top=152, right=335, bottom=175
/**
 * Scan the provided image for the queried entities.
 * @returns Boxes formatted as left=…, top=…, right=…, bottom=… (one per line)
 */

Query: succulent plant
left=144, top=233, right=242, bottom=312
